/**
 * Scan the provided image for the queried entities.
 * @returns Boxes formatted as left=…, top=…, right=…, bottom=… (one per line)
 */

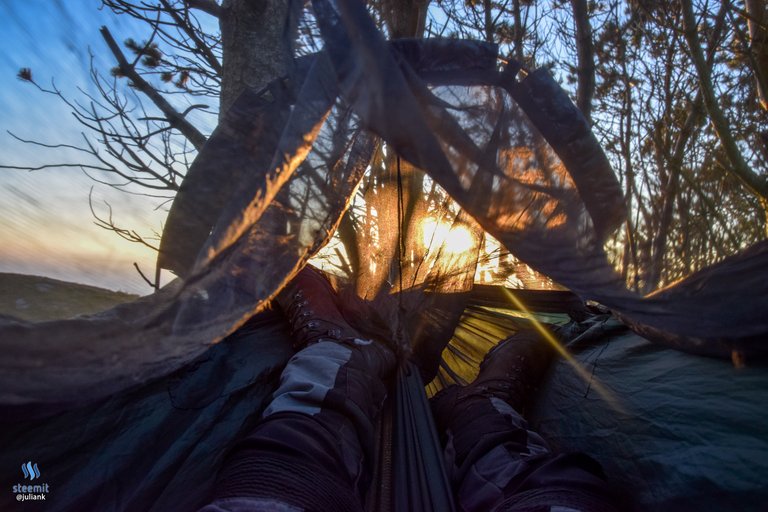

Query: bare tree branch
left=680, top=0, right=768, bottom=202
left=89, top=189, right=160, bottom=251
left=161, top=0, right=222, bottom=73
left=100, top=25, right=207, bottom=150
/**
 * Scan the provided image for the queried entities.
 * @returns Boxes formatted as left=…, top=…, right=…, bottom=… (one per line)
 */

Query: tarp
left=531, top=331, right=768, bottom=512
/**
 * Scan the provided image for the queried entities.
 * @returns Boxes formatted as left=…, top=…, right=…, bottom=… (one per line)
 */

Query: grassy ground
left=0, top=273, right=139, bottom=322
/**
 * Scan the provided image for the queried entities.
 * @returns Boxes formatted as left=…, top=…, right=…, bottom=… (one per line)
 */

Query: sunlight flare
left=500, top=288, right=628, bottom=415
left=421, top=218, right=475, bottom=255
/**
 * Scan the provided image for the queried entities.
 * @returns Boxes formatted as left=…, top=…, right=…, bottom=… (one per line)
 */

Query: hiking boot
left=463, top=329, right=558, bottom=413
left=276, top=265, right=362, bottom=351
left=276, top=266, right=397, bottom=379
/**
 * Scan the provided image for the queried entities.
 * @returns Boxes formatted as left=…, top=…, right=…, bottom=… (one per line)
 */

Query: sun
left=421, top=218, right=475, bottom=254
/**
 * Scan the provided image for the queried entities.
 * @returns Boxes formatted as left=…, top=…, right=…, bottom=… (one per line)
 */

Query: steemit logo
left=21, top=462, right=40, bottom=480
left=12, top=461, right=49, bottom=502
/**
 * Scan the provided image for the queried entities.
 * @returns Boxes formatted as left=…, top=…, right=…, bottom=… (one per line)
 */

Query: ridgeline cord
left=396, top=155, right=407, bottom=358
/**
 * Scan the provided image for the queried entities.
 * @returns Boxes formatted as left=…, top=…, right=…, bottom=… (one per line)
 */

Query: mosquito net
left=1, top=0, right=766, bottom=415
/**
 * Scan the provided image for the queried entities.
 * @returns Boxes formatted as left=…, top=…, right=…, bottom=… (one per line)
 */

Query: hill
left=0, top=273, right=138, bottom=322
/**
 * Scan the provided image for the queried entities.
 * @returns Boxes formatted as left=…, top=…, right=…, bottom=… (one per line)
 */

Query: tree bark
left=186, top=0, right=221, bottom=17
left=219, top=0, right=294, bottom=117
left=483, top=0, right=494, bottom=43
left=380, top=0, right=430, bottom=38
left=512, top=0, right=524, bottom=62
left=571, top=0, right=595, bottom=124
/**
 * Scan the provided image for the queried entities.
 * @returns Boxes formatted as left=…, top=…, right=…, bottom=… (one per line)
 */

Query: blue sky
left=0, top=0, right=173, bottom=294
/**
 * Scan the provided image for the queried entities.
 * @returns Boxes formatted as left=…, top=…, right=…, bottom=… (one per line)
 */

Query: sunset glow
left=421, top=218, right=475, bottom=255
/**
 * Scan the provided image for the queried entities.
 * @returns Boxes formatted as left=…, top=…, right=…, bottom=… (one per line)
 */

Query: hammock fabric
left=1, top=292, right=764, bottom=511
left=0, top=0, right=767, bottom=510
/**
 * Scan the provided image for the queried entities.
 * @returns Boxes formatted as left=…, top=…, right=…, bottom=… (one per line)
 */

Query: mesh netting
left=1, top=0, right=767, bottom=414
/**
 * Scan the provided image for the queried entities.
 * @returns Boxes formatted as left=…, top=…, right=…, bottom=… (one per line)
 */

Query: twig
left=134, top=262, right=160, bottom=291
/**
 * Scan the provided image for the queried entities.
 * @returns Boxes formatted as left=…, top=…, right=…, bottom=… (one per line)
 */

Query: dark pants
left=200, top=341, right=619, bottom=512
left=431, top=385, right=620, bottom=511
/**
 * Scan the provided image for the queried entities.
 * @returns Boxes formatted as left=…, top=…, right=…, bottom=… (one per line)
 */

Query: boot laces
left=285, top=295, right=351, bottom=348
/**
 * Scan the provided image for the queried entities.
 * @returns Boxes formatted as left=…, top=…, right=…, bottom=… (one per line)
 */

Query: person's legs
left=431, top=330, right=620, bottom=512
left=200, top=267, right=394, bottom=512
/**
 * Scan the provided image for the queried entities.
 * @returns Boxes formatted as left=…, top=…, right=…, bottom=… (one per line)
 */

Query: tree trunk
left=483, top=0, right=494, bottom=43
left=619, top=75, right=638, bottom=287
left=746, top=0, right=768, bottom=111
left=219, top=0, right=294, bottom=117
left=571, top=0, right=595, bottom=124
left=380, top=0, right=430, bottom=38
left=512, top=0, right=524, bottom=62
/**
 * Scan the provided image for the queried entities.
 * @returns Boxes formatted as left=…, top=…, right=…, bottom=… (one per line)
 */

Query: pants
left=430, top=386, right=620, bottom=512
left=199, top=341, right=620, bottom=512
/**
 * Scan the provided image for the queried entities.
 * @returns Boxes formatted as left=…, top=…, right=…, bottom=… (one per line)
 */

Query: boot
left=463, top=329, right=557, bottom=413
left=276, top=265, right=361, bottom=350
left=275, top=265, right=395, bottom=377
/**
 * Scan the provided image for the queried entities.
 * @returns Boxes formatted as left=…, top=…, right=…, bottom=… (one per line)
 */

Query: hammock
left=2, top=291, right=764, bottom=511
left=1, top=0, right=766, bottom=510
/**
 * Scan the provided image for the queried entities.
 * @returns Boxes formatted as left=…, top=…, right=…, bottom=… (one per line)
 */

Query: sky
left=0, top=0, right=178, bottom=295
